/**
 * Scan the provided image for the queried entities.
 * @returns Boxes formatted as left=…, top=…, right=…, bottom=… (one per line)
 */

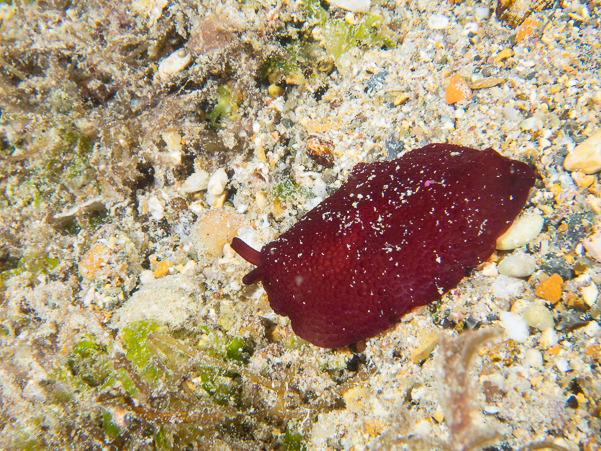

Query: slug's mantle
left=232, top=144, right=535, bottom=348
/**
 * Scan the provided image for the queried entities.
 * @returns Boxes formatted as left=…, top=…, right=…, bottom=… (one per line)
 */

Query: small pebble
left=79, top=244, right=112, bottom=281
left=516, top=15, right=541, bottom=44
left=207, top=168, right=228, bottom=196
left=522, top=304, right=555, bottom=331
left=525, top=348, right=543, bottom=368
left=409, top=327, right=440, bottom=364
left=445, top=74, right=472, bottom=104
left=154, top=260, right=174, bottom=278
left=161, top=130, right=182, bottom=153
left=499, top=311, right=529, bottom=343
left=535, top=273, right=563, bottom=304
left=268, top=84, right=285, bottom=98
left=563, top=128, right=601, bottom=174
left=428, top=14, right=450, bottom=30
left=192, top=210, right=245, bottom=257
left=555, top=357, right=570, bottom=373
left=492, top=274, right=525, bottom=298
left=481, top=261, right=498, bottom=276
left=148, top=196, right=165, bottom=220
left=494, top=48, right=513, bottom=64
left=520, top=116, right=543, bottom=132
left=540, top=328, right=558, bottom=348
left=140, top=270, right=156, bottom=284
left=474, top=5, right=491, bottom=20
left=181, top=170, right=210, bottom=194
left=497, top=252, right=537, bottom=278
left=157, top=49, right=191, bottom=82
left=582, top=232, right=601, bottom=262
left=583, top=321, right=601, bottom=337
left=581, top=283, right=599, bottom=307
left=470, top=77, right=503, bottom=90
left=496, top=213, right=544, bottom=250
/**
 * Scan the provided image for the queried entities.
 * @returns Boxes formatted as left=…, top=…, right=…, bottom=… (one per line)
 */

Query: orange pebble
left=445, top=74, right=472, bottom=104
left=516, top=15, right=540, bottom=44
left=154, top=260, right=174, bottom=278
left=79, top=244, right=112, bottom=280
left=535, top=273, right=563, bottom=304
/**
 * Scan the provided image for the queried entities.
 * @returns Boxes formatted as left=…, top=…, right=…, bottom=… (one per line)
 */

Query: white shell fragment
left=474, top=5, right=491, bottom=20
left=564, top=129, right=601, bottom=174
left=582, top=232, right=601, bottom=262
left=206, top=168, right=229, bottom=207
left=428, top=14, right=450, bottom=30
left=525, top=348, right=543, bottom=368
left=327, top=0, right=370, bottom=12
left=581, top=283, right=599, bottom=307
left=207, top=168, right=228, bottom=196
left=161, top=130, right=182, bottom=152
left=157, top=49, right=191, bottom=81
left=148, top=196, right=164, bottom=220
left=499, top=311, right=529, bottom=343
left=181, top=170, right=210, bottom=194
left=496, top=213, right=544, bottom=250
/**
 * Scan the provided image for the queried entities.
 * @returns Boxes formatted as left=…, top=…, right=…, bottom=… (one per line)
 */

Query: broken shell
left=306, top=136, right=335, bottom=168
left=496, top=0, right=555, bottom=28
left=181, top=170, right=210, bottom=194
left=207, top=168, right=228, bottom=196
left=157, top=49, right=191, bottom=81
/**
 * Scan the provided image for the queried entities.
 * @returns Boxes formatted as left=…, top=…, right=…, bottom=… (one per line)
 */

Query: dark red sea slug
left=231, top=143, right=535, bottom=348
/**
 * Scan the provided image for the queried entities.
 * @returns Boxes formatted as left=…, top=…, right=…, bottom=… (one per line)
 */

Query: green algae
left=302, top=0, right=396, bottom=60
left=273, top=178, right=312, bottom=202
left=206, top=85, right=242, bottom=129
left=0, top=253, right=59, bottom=291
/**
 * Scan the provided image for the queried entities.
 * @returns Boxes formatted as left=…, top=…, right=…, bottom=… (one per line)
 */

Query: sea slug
left=232, top=143, right=535, bottom=348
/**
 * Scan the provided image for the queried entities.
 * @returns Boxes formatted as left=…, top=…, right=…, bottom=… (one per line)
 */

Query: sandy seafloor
left=1, top=0, right=600, bottom=450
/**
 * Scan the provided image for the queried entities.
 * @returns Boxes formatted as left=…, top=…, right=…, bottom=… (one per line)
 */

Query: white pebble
left=327, top=0, right=370, bottom=12
left=480, top=261, right=498, bottom=276
left=520, top=116, right=543, bottom=132
left=148, top=196, right=164, bottom=220
left=474, top=5, right=491, bottom=20
left=181, top=170, right=210, bottom=194
left=483, top=406, right=500, bottom=415
left=583, top=320, right=601, bottom=337
left=581, top=283, right=599, bottom=307
left=413, top=418, right=433, bottom=435
left=496, top=213, right=544, bottom=250
left=564, top=128, right=601, bottom=174
left=499, top=311, right=529, bottom=343
left=158, top=49, right=191, bottom=81
left=583, top=232, right=601, bottom=262
left=161, top=130, right=182, bottom=152
left=503, top=105, right=523, bottom=121
left=554, top=357, right=569, bottom=373
left=497, top=252, right=537, bottom=278
left=522, top=304, right=554, bottom=331
left=525, top=348, right=543, bottom=368
left=23, top=381, right=47, bottom=402
left=428, top=14, right=450, bottom=30
left=441, top=116, right=455, bottom=130
left=207, top=168, right=228, bottom=196
left=540, top=328, right=558, bottom=348
left=492, top=274, right=525, bottom=298
left=311, top=176, right=328, bottom=198
left=140, top=270, right=156, bottom=284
